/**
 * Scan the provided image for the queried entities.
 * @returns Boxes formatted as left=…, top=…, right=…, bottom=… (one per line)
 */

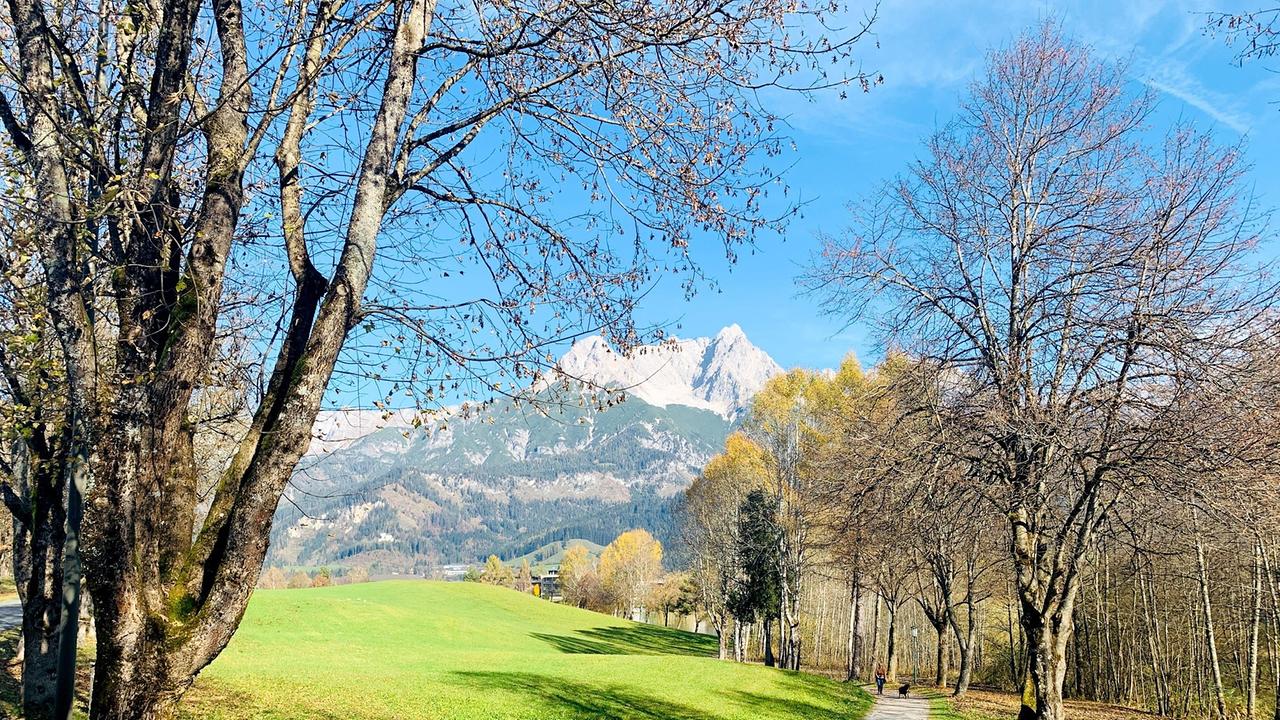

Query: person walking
left=875, top=665, right=887, bottom=695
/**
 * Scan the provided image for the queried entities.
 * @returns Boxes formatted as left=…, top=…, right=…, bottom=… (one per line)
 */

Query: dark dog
left=898, top=683, right=910, bottom=698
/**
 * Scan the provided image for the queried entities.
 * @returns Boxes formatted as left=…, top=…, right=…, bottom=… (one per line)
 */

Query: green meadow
left=180, top=580, right=872, bottom=719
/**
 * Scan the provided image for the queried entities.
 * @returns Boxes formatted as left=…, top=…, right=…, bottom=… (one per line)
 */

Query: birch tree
left=748, top=369, right=823, bottom=671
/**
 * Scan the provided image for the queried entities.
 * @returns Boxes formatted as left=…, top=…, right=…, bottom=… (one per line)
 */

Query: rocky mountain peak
left=555, top=326, right=782, bottom=419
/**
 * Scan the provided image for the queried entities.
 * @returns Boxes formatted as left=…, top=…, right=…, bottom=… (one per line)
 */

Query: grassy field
left=178, top=580, right=873, bottom=720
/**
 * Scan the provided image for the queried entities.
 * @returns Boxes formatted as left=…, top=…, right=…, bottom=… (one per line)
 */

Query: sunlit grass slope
left=181, top=580, right=872, bottom=720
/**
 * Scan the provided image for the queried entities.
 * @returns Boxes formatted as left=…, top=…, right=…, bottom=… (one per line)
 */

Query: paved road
left=866, top=691, right=930, bottom=720
left=0, top=599, right=21, bottom=630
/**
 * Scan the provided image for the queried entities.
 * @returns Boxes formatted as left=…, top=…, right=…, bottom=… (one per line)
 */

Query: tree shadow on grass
left=529, top=624, right=717, bottom=657
left=451, top=670, right=718, bottom=720
left=724, top=669, right=870, bottom=719
left=725, top=691, right=852, bottom=720
left=453, top=669, right=865, bottom=720
left=178, top=680, right=353, bottom=720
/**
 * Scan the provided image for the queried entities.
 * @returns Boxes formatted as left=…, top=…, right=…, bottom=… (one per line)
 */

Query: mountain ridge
left=551, top=324, right=783, bottom=420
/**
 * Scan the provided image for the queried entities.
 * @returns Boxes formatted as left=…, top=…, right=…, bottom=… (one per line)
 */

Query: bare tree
left=0, top=0, right=876, bottom=713
left=871, top=553, right=910, bottom=682
left=807, top=23, right=1277, bottom=720
left=1193, top=511, right=1229, bottom=720
left=908, top=475, right=996, bottom=695
left=1207, top=8, right=1280, bottom=67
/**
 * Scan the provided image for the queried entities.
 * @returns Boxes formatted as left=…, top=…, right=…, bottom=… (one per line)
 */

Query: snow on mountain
left=553, top=324, right=783, bottom=419
left=307, top=325, right=782, bottom=453
left=309, top=408, right=417, bottom=454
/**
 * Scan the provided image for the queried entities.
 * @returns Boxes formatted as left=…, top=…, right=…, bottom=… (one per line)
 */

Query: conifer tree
left=730, top=489, right=782, bottom=667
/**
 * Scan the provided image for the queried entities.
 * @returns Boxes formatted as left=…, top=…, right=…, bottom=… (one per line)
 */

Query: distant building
left=438, top=564, right=470, bottom=581
left=532, top=568, right=560, bottom=601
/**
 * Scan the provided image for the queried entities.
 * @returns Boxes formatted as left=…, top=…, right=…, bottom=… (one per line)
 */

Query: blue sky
left=629, top=0, right=1280, bottom=371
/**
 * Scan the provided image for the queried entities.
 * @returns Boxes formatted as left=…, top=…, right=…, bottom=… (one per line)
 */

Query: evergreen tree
left=730, top=489, right=782, bottom=666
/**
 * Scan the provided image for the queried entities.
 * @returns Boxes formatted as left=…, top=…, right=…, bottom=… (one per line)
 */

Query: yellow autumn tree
left=480, top=555, right=514, bottom=587
left=744, top=368, right=828, bottom=669
left=743, top=353, right=932, bottom=671
left=599, top=529, right=663, bottom=618
left=558, top=544, right=594, bottom=607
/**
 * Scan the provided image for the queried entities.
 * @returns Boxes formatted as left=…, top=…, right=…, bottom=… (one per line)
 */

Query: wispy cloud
left=778, top=0, right=1273, bottom=138
left=1138, top=73, right=1253, bottom=134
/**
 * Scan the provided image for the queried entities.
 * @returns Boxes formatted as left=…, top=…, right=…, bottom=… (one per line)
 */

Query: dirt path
left=865, top=690, right=930, bottom=720
left=0, top=600, right=19, bottom=630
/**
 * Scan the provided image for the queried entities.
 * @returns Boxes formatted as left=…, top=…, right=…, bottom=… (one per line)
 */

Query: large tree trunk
left=15, top=530, right=63, bottom=720
left=0, top=0, right=85, bottom=713
left=951, top=554, right=979, bottom=698
left=1012, top=504, right=1088, bottom=720
left=78, top=0, right=436, bottom=714
left=954, top=643, right=973, bottom=697
left=1020, top=617, right=1072, bottom=720
left=951, top=597, right=976, bottom=697
left=84, top=642, right=186, bottom=720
